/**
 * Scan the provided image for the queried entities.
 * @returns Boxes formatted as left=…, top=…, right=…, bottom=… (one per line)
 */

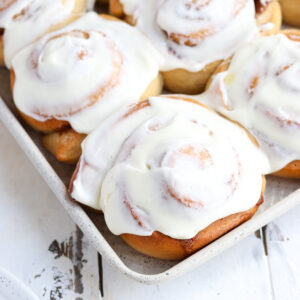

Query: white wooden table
left=0, top=120, right=299, bottom=300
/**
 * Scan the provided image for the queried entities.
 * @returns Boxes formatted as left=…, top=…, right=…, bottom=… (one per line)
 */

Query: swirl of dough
left=204, top=32, right=300, bottom=176
left=156, top=0, right=247, bottom=47
left=70, top=96, right=267, bottom=241
left=113, top=0, right=257, bottom=72
left=28, top=29, right=122, bottom=119
left=11, top=12, right=162, bottom=134
left=0, top=0, right=86, bottom=67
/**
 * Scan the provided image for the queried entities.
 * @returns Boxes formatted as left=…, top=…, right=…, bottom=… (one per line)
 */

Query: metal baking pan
left=0, top=66, right=299, bottom=284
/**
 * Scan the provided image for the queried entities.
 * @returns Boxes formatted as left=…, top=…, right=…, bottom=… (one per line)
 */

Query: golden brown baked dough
left=255, top=0, right=282, bottom=35
left=110, top=0, right=125, bottom=19
left=41, top=128, right=86, bottom=164
left=122, top=191, right=264, bottom=260
left=10, top=13, right=163, bottom=163
left=12, top=70, right=162, bottom=163
left=40, top=73, right=163, bottom=163
left=162, top=61, right=221, bottom=95
left=69, top=96, right=266, bottom=260
left=109, top=0, right=222, bottom=94
left=279, top=0, right=300, bottom=27
left=206, top=29, right=300, bottom=179
left=273, top=161, right=300, bottom=178
left=110, top=0, right=280, bottom=95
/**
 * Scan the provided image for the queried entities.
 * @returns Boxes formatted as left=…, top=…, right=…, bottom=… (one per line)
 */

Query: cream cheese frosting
left=0, top=0, right=82, bottom=68
left=119, top=0, right=258, bottom=72
left=12, top=12, right=161, bottom=134
left=71, top=96, right=268, bottom=239
left=202, top=34, right=300, bottom=174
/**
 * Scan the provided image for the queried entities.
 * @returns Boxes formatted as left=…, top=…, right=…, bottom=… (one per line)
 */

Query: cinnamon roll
left=10, top=12, right=162, bottom=163
left=255, top=0, right=282, bottom=35
left=69, top=96, right=267, bottom=260
left=204, top=30, right=300, bottom=178
left=279, top=0, right=300, bottom=27
left=0, top=0, right=87, bottom=68
left=111, top=0, right=258, bottom=95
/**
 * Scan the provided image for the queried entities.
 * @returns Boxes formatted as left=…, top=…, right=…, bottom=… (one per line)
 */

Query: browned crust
left=121, top=179, right=265, bottom=260
left=10, top=13, right=160, bottom=135
left=279, top=0, right=300, bottom=27
left=9, top=14, right=122, bottom=134
left=273, top=160, right=300, bottom=178
left=68, top=97, right=266, bottom=260
left=109, top=0, right=125, bottom=18
left=255, top=0, right=282, bottom=36
left=162, top=60, right=222, bottom=95
left=10, top=70, right=70, bottom=133
left=206, top=30, right=300, bottom=179
left=39, top=73, right=162, bottom=163
left=41, top=128, right=86, bottom=164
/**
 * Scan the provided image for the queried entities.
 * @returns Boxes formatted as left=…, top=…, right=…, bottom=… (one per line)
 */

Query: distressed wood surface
left=0, top=122, right=99, bottom=300
left=0, top=119, right=299, bottom=299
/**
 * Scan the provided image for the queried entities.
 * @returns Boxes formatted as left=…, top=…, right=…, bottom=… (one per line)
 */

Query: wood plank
left=102, top=233, right=273, bottom=300
left=0, top=122, right=100, bottom=299
left=265, top=204, right=300, bottom=300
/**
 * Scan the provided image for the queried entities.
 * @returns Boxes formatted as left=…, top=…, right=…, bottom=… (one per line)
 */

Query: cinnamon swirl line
left=203, top=31, right=300, bottom=178
left=111, top=0, right=259, bottom=94
left=10, top=12, right=162, bottom=163
left=69, top=95, right=267, bottom=259
left=0, top=0, right=87, bottom=68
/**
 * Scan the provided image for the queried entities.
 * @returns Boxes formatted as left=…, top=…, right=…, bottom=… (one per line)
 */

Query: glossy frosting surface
left=71, top=96, right=267, bottom=239
left=120, top=0, right=258, bottom=72
left=12, top=12, right=161, bottom=133
left=203, top=34, right=300, bottom=173
left=0, top=0, right=79, bottom=67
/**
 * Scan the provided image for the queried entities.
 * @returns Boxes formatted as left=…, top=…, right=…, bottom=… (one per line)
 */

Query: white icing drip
left=0, top=0, right=79, bottom=68
left=202, top=34, right=300, bottom=173
left=259, top=22, right=274, bottom=31
left=71, top=96, right=267, bottom=239
left=12, top=12, right=161, bottom=134
left=119, top=0, right=138, bottom=16
left=120, top=0, right=258, bottom=72
left=86, top=0, right=96, bottom=10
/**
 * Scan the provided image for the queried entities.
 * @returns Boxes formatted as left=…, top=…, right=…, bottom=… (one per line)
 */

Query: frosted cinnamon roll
left=111, top=0, right=258, bottom=95
left=279, top=0, right=300, bottom=27
left=255, top=0, right=282, bottom=35
left=69, top=96, right=267, bottom=260
left=11, top=12, right=162, bottom=163
left=0, top=0, right=87, bottom=68
left=204, top=31, right=300, bottom=178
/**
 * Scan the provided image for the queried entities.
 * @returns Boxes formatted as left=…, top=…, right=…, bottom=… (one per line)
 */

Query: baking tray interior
left=1, top=64, right=300, bottom=278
